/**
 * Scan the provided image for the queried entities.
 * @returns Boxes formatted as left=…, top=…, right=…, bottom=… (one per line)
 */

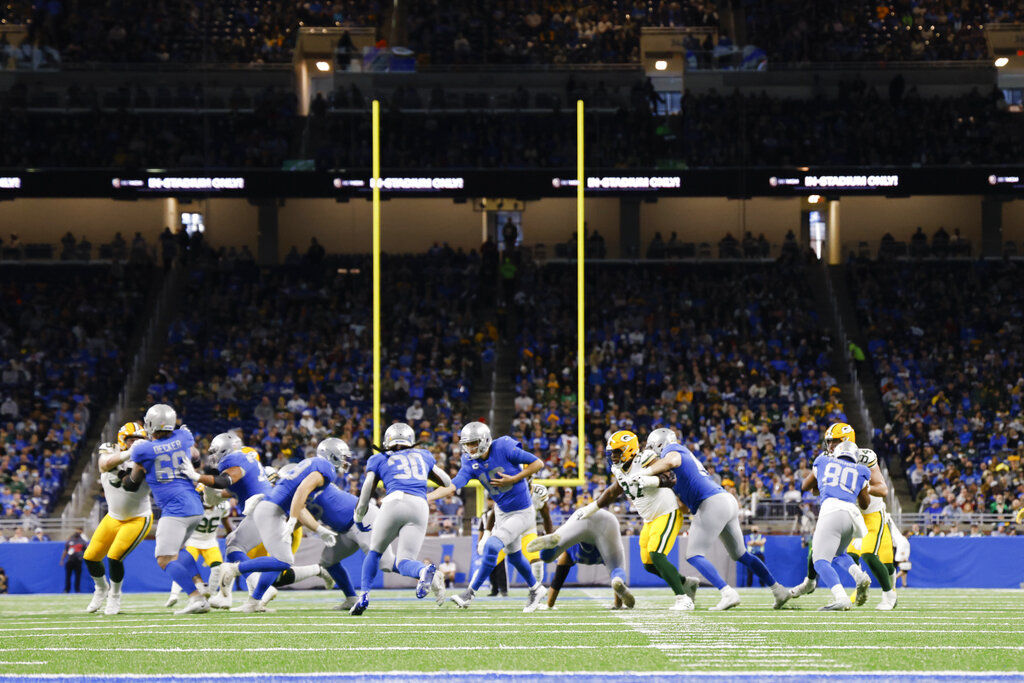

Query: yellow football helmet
left=116, top=421, right=147, bottom=450
left=606, top=430, right=640, bottom=467
left=823, top=422, right=856, bottom=454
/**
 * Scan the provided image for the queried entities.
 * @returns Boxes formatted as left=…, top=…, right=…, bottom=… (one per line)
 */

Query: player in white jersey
left=576, top=430, right=695, bottom=610
left=84, top=422, right=153, bottom=615
left=165, top=486, right=234, bottom=607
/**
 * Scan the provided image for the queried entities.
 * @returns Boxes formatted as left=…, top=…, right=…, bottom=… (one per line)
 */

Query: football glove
left=315, top=525, right=337, bottom=547
left=242, top=493, right=265, bottom=516
left=572, top=501, right=598, bottom=521
left=177, top=457, right=200, bottom=482
left=656, top=469, right=677, bottom=488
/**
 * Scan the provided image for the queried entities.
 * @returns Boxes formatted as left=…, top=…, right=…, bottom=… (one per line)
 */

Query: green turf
left=0, top=587, right=1021, bottom=676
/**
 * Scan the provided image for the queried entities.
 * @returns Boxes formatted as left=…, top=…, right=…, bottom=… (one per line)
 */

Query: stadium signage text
left=802, top=174, right=899, bottom=189
left=146, top=177, right=245, bottom=190
left=367, top=177, right=465, bottom=190
left=0, top=176, right=21, bottom=189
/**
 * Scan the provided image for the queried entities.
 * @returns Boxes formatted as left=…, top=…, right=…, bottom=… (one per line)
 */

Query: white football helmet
left=646, top=427, right=679, bottom=456
left=209, top=432, right=243, bottom=462
left=382, top=423, right=415, bottom=451
left=143, top=403, right=176, bottom=435
left=857, top=448, right=878, bottom=468
left=460, top=421, right=492, bottom=460
left=833, top=441, right=859, bottom=463
left=317, top=437, right=352, bottom=473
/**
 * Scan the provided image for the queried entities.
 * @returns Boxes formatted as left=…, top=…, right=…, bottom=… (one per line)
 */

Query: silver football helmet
left=460, top=421, right=492, bottom=460
left=317, top=437, right=352, bottom=473
left=833, top=441, right=859, bottom=463
left=646, top=427, right=679, bottom=456
left=209, top=432, right=243, bottom=462
left=382, top=423, right=415, bottom=451
left=143, top=403, right=177, bottom=435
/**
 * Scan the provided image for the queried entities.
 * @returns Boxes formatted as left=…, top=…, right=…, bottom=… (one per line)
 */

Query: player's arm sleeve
left=867, top=464, right=888, bottom=497
left=355, top=471, right=378, bottom=519
left=121, top=463, right=147, bottom=492
left=508, top=443, right=540, bottom=466
left=450, top=465, right=472, bottom=491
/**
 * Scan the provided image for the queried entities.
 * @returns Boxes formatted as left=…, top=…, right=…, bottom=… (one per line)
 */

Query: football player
left=527, top=507, right=633, bottom=610
left=480, top=483, right=554, bottom=590
left=212, top=438, right=343, bottom=612
left=846, top=446, right=897, bottom=610
left=165, top=485, right=233, bottom=607
left=789, top=424, right=878, bottom=605
left=84, top=421, right=152, bottom=616
left=575, top=430, right=695, bottom=611
left=434, top=421, right=546, bottom=612
left=350, top=424, right=451, bottom=615
left=120, top=404, right=210, bottom=615
left=639, top=428, right=791, bottom=610
left=802, top=441, right=872, bottom=611
left=308, top=478, right=402, bottom=611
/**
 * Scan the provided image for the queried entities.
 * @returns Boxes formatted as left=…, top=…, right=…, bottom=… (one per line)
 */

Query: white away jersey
left=98, top=443, right=152, bottom=521
left=858, top=450, right=886, bottom=515
left=187, top=499, right=232, bottom=549
left=612, top=458, right=678, bottom=523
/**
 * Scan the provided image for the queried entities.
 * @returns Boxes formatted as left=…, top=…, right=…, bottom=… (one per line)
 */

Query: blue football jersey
left=667, top=443, right=724, bottom=511
left=366, top=447, right=435, bottom=498
left=265, top=456, right=337, bottom=511
left=308, top=484, right=358, bottom=534
left=813, top=455, right=871, bottom=505
left=567, top=542, right=603, bottom=566
left=130, top=427, right=203, bottom=517
left=218, top=449, right=272, bottom=506
left=451, top=435, right=537, bottom=513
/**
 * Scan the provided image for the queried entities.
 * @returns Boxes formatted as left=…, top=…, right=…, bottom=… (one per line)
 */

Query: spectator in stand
left=0, top=567, right=6, bottom=593
left=10, top=528, right=28, bottom=543
left=31, top=527, right=49, bottom=542
left=439, top=554, right=458, bottom=588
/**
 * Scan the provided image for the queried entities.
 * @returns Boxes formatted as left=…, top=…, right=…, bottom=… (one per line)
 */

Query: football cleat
left=670, top=595, right=696, bottom=611
left=709, top=586, right=741, bottom=611
left=876, top=592, right=898, bottom=611
left=198, top=582, right=211, bottom=599
left=261, top=586, right=278, bottom=605
left=854, top=575, right=871, bottom=607
left=103, top=594, right=122, bottom=616
left=789, top=577, right=816, bottom=599
left=524, top=582, right=546, bottom=613
left=335, top=595, right=358, bottom=611
left=819, top=599, right=852, bottom=611
left=612, top=577, right=635, bottom=609
left=450, top=588, right=475, bottom=609
left=164, top=593, right=180, bottom=608
left=318, top=566, right=335, bottom=591
left=526, top=533, right=561, bottom=554
left=681, top=576, right=700, bottom=601
left=173, top=597, right=211, bottom=615
left=86, top=589, right=107, bottom=614
left=349, top=593, right=370, bottom=616
left=233, top=596, right=266, bottom=613
left=218, top=562, right=241, bottom=589
left=209, top=593, right=232, bottom=610
left=416, top=564, right=437, bottom=600
left=430, top=568, right=447, bottom=605
left=772, top=583, right=792, bottom=610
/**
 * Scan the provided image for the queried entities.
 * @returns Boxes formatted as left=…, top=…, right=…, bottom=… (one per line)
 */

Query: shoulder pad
left=858, top=448, right=878, bottom=468
left=98, top=442, right=117, bottom=455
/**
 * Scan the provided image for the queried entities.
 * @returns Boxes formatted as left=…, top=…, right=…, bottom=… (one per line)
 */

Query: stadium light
left=995, top=57, right=1009, bottom=68
left=654, top=59, right=668, bottom=71
left=315, top=60, right=331, bottom=72
left=808, top=194, right=822, bottom=204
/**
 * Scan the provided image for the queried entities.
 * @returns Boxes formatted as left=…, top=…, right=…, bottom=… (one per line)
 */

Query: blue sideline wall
left=1, top=536, right=1021, bottom=594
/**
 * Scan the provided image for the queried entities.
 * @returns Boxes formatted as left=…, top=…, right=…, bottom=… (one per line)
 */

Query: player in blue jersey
left=214, top=438, right=345, bottom=612
left=639, top=428, right=792, bottom=611
left=349, top=423, right=451, bottom=615
left=432, top=421, right=546, bottom=612
left=178, top=431, right=280, bottom=608
left=803, top=440, right=872, bottom=611
left=526, top=508, right=633, bottom=610
left=308, top=481, right=407, bottom=611
left=121, top=404, right=210, bottom=615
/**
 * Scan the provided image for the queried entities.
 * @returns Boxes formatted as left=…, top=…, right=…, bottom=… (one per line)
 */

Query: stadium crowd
left=851, top=260, right=1024, bottom=527
left=0, top=265, right=155, bottom=521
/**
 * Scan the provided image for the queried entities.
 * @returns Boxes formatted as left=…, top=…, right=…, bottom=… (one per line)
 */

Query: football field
left=0, top=588, right=1022, bottom=681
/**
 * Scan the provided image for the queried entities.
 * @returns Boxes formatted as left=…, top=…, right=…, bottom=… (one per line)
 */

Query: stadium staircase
left=58, top=263, right=189, bottom=526
left=826, top=264, right=916, bottom=513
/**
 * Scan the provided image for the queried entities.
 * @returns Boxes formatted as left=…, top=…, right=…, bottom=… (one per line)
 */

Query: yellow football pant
left=83, top=514, right=152, bottom=562
left=846, top=510, right=893, bottom=563
left=639, top=510, right=683, bottom=565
